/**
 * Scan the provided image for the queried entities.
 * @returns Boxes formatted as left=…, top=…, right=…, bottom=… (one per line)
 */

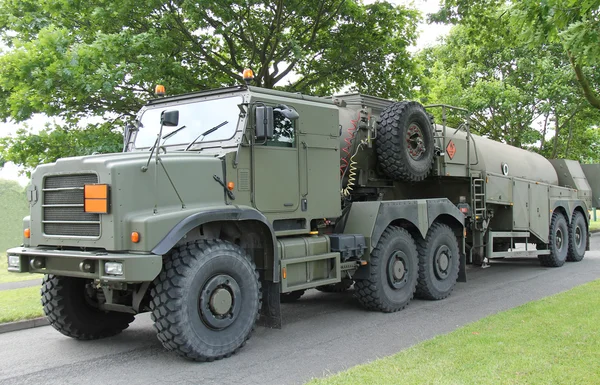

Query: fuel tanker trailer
left=6, top=74, right=596, bottom=362
left=334, top=94, right=592, bottom=268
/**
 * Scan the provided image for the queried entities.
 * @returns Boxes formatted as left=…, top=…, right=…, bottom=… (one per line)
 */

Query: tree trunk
left=552, top=111, right=560, bottom=159
left=540, top=112, right=549, bottom=152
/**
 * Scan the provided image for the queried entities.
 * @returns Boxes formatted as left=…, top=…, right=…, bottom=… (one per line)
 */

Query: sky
left=0, top=0, right=451, bottom=186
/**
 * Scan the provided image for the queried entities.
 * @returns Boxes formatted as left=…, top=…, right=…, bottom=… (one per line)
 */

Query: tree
left=431, top=0, right=600, bottom=112
left=418, top=5, right=600, bottom=162
left=0, top=122, right=123, bottom=176
left=0, top=0, right=420, bottom=173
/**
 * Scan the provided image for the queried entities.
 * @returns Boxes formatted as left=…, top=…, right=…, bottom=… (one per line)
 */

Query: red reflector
left=460, top=207, right=468, bottom=213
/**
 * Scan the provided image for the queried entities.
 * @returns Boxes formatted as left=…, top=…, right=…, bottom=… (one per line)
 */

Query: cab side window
left=272, top=110, right=295, bottom=147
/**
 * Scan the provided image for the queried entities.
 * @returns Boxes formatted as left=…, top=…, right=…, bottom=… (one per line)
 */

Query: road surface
left=1, top=234, right=600, bottom=385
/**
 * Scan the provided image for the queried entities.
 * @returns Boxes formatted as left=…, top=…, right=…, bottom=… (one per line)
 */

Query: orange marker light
left=155, top=84, right=165, bottom=96
left=24, top=228, right=30, bottom=239
left=227, top=181, right=235, bottom=191
left=131, top=231, right=140, bottom=243
left=282, top=267, right=287, bottom=279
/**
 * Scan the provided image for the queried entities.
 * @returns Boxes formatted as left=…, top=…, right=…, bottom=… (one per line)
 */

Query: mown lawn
left=308, top=280, right=600, bottom=385
left=0, top=286, right=44, bottom=324
left=0, top=253, right=43, bottom=284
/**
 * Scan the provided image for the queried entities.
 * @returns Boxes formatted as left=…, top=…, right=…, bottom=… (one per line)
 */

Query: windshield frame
left=130, top=90, right=249, bottom=152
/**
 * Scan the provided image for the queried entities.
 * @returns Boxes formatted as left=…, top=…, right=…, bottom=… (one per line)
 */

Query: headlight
left=104, top=262, right=123, bottom=276
left=8, top=255, right=21, bottom=270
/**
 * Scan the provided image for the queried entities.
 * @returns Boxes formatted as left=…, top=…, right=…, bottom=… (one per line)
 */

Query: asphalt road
left=2, top=234, right=600, bottom=385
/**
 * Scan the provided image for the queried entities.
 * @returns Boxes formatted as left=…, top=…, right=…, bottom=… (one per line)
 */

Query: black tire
left=567, top=211, right=587, bottom=262
left=316, top=279, right=353, bottom=293
left=539, top=212, right=569, bottom=267
left=280, top=290, right=306, bottom=303
left=150, top=240, right=261, bottom=361
left=41, top=274, right=134, bottom=340
left=354, top=226, right=418, bottom=312
left=415, top=223, right=460, bottom=300
left=376, top=101, right=435, bottom=182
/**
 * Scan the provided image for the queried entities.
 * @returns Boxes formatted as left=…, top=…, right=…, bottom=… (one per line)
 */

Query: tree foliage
left=431, top=0, right=600, bottom=112
left=0, top=0, right=419, bottom=123
left=419, top=3, right=600, bottom=162
left=0, top=0, right=420, bottom=172
left=0, top=122, right=123, bottom=176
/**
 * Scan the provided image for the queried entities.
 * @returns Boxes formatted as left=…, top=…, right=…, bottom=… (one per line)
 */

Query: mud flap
left=458, top=250, right=467, bottom=282
left=258, top=280, right=282, bottom=329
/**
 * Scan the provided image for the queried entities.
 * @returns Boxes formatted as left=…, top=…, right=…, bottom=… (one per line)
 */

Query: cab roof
left=145, top=85, right=334, bottom=106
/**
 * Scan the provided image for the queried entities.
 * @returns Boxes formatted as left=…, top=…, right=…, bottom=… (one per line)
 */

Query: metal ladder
left=472, top=178, right=486, bottom=230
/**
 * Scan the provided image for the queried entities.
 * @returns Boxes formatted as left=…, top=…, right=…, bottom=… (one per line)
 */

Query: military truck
left=6, top=74, right=596, bottom=361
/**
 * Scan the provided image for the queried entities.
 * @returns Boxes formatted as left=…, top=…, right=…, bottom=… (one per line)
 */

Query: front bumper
left=6, top=247, right=162, bottom=283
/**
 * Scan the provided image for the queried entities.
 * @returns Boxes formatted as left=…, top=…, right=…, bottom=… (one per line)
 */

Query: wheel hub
left=199, top=274, right=241, bottom=330
left=387, top=251, right=409, bottom=289
left=434, top=245, right=451, bottom=280
left=555, top=228, right=563, bottom=250
left=575, top=226, right=582, bottom=247
left=210, top=288, right=233, bottom=316
left=405, top=123, right=426, bottom=160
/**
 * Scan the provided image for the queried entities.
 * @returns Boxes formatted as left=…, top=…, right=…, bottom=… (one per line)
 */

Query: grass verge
left=308, top=280, right=600, bottom=385
left=0, top=254, right=43, bottom=284
left=0, top=286, right=43, bottom=324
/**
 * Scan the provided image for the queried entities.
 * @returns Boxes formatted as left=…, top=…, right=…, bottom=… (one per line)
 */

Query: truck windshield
left=134, top=96, right=243, bottom=149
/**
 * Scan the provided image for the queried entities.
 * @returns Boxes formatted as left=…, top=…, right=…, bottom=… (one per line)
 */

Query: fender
left=151, top=205, right=279, bottom=282
left=342, top=199, right=464, bottom=250
left=550, top=199, right=589, bottom=225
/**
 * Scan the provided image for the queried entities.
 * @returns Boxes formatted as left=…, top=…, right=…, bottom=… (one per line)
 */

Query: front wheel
left=41, top=275, right=134, bottom=340
left=354, top=226, right=418, bottom=312
left=150, top=240, right=261, bottom=361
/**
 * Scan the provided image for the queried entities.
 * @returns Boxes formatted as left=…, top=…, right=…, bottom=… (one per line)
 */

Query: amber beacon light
left=243, top=68, right=254, bottom=85
left=84, top=184, right=110, bottom=213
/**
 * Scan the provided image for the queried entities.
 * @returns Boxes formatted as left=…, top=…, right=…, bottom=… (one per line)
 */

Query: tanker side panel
left=529, top=182, right=550, bottom=241
left=512, top=179, right=530, bottom=230
left=485, top=173, right=550, bottom=241
left=485, top=173, right=513, bottom=205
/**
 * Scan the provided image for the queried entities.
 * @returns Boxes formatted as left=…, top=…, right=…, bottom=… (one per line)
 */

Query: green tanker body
left=6, top=76, right=598, bottom=361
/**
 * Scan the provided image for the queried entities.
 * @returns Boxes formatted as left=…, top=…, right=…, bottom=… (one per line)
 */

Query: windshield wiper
left=184, top=120, right=228, bottom=151
left=162, top=125, right=187, bottom=141
left=147, top=125, right=187, bottom=153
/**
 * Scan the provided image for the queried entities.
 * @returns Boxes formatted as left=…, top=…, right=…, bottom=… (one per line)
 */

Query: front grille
left=43, top=174, right=101, bottom=237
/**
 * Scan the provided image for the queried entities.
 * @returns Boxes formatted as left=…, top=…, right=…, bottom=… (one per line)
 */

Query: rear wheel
left=539, top=212, right=569, bottom=267
left=354, top=226, right=418, bottom=312
left=567, top=211, right=587, bottom=262
left=150, top=240, right=261, bottom=361
left=41, top=275, right=134, bottom=340
left=415, top=223, right=460, bottom=300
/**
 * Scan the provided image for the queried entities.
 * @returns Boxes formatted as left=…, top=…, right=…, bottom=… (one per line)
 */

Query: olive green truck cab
left=6, top=83, right=594, bottom=361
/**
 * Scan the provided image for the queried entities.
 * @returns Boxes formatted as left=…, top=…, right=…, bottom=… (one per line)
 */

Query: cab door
left=252, top=108, right=300, bottom=213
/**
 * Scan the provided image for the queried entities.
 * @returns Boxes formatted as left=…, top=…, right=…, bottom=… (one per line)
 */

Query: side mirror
left=161, top=110, right=179, bottom=127
left=255, top=106, right=274, bottom=140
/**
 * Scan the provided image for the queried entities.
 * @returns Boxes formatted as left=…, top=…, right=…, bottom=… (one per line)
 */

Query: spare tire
left=376, top=101, right=435, bottom=182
